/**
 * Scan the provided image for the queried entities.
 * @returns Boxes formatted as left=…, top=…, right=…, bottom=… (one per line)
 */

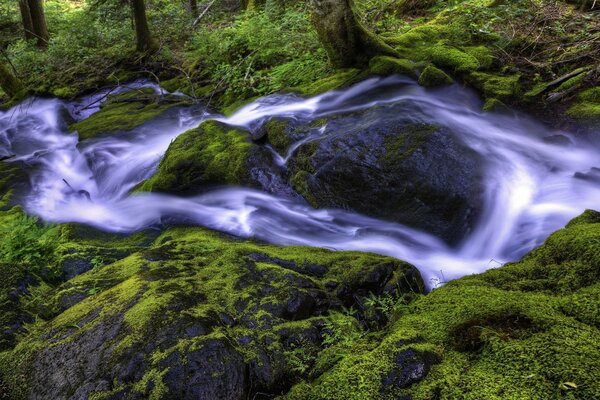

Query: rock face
left=0, top=227, right=424, bottom=400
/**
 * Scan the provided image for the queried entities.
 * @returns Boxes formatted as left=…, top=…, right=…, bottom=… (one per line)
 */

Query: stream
left=1, top=75, right=600, bottom=288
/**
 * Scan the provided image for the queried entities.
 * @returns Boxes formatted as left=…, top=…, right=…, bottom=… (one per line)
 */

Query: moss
left=69, top=89, right=191, bottom=140
left=482, top=98, right=510, bottom=113
left=429, top=44, right=481, bottom=73
left=462, top=45, right=494, bottom=70
left=138, top=120, right=253, bottom=194
left=418, top=65, right=453, bottom=88
left=0, top=224, right=423, bottom=399
left=566, top=102, right=600, bottom=120
left=293, top=69, right=361, bottom=97
left=265, top=119, right=294, bottom=154
left=283, top=211, right=600, bottom=399
left=368, top=56, right=418, bottom=78
left=468, top=72, right=521, bottom=99
left=382, top=124, right=438, bottom=166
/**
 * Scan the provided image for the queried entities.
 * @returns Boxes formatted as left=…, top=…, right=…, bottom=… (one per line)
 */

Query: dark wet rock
left=161, top=342, right=247, bottom=400
left=574, top=167, right=600, bottom=184
left=381, top=348, right=440, bottom=390
left=276, top=103, right=485, bottom=243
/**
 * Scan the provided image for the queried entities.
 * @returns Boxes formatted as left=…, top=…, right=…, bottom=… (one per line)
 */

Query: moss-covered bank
left=283, top=210, right=600, bottom=399
left=0, top=223, right=422, bottom=399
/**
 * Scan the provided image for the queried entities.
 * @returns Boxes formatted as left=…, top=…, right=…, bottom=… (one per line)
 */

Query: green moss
left=462, top=45, right=494, bottom=70
left=429, top=45, right=481, bottom=73
left=138, top=120, right=253, bottom=193
left=566, top=102, right=600, bottom=120
left=283, top=211, right=600, bottom=399
left=580, top=87, right=600, bottom=102
left=567, top=88, right=600, bottom=120
left=418, top=65, right=453, bottom=88
left=69, top=89, right=191, bottom=140
left=293, top=69, right=361, bottom=97
left=0, top=223, right=423, bottom=399
left=382, top=124, right=438, bottom=166
left=468, top=72, right=521, bottom=99
left=265, top=119, right=294, bottom=154
left=368, top=56, right=418, bottom=78
left=482, top=98, right=509, bottom=113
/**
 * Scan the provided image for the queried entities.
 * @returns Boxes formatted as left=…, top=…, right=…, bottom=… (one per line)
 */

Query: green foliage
left=0, top=213, right=59, bottom=268
left=187, top=8, right=331, bottom=104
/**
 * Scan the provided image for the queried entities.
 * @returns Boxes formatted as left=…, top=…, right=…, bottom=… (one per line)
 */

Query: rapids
left=2, top=76, right=599, bottom=288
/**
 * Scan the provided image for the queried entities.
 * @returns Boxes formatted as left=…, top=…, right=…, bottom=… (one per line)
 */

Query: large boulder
left=0, top=227, right=423, bottom=399
left=272, top=103, right=485, bottom=243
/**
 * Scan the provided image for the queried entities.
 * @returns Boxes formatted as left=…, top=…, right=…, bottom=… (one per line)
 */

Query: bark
left=131, top=0, right=155, bottom=52
left=18, top=0, right=34, bottom=40
left=309, top=0, right=398, bottom=68
left=26, top=0, right=49, bottom=48
left=0, top=64, right=21, bottom=97
left=189, top=0, right=198, bottom=17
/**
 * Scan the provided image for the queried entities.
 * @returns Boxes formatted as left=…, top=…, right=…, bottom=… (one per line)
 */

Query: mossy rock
left=138, top=120, right=254, bottom=194
left=482, top=98, right=510, bottom=113
left=429, top=44, right=481, bottom=73
left=0, top=226, right=423, bottom=399
left=418, top=65, right=453, bottom=88
left=468, top=72, right=521, bottom=100
left=69, top=89, right=191, bottom=140
left=283, top=210, right=600, bottom=399
left=567, top=88, right=600, bottom=120
left=368, top=56, right=418, bottom=79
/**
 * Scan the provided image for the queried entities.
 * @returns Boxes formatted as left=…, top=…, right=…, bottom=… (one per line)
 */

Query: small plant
left=90, top=255, right=105, bottom=269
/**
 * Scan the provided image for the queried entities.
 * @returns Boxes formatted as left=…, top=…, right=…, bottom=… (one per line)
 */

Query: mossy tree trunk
left=18, top=0, right=34, bottom=40
left=131, top=0, right=155, bottom=52
left=26, top=0, right=49, bottom=48
left=309, top=0, right=398, bottom=68
left=0, top=64, right=21, bottom=97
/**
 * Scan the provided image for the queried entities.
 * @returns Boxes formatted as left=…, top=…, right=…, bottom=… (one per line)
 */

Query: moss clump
left=265, top=119, right=294, bottom=154
left=283, top=210, right=600, bottom=399
left=468, top=72, right=521, bottom=99
left=293, top=69, right=361, bottom=97
left=566, top=87, right=600, bottom=120
left=418, top=65, right=453, bottom=88
left=69, top=89, right=191, bottom=140
left=429, top=44, right=481, bottom=73
left=138, top=120, right=253, bottom=194
left=368, top=56, right=418, bottom=78
left=482, top=98, right=509, bottom=113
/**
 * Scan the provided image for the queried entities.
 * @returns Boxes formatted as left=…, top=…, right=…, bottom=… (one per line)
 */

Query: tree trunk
left=0, top=64, right=21, bottom=97
left=309, top=0, right=398, bottom=68
left=26, top=0, right=49, bottom=48
left=189, top=0, right=199, bottom=17
left=18, top=0, right=35, bottom=40
left=131, top=0, right=155, bottom=52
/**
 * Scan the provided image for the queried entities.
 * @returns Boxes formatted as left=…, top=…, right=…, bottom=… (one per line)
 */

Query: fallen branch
left=193, top=0, right=217, bottom=27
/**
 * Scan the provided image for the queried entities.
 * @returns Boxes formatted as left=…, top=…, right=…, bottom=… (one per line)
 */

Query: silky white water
left=1, top=76, right=599, bottom=287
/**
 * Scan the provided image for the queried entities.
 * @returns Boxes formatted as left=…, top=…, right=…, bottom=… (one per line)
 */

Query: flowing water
left=1, top=76, right=600, bottom=288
